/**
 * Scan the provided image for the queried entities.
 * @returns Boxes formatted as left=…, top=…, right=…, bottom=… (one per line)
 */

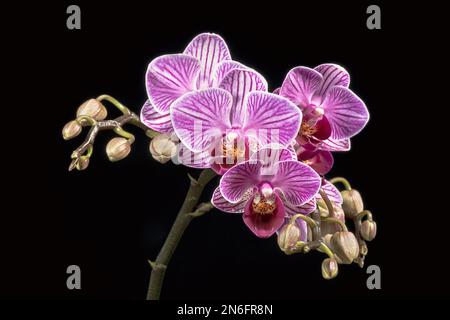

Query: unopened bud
left=360, top=220, right=377, bottom=241
left=77, top=99, right=107, bottom=121
left=76, top=156, right=89, bottom=171
left=341, top=189, right=364, bottom=218
left=149, top=133, right=178, bottom=164
left=321, top=205, right=345, bottom=236
left=62, top=120, right=82, bottom=140
left=321, top=258, right=338, bottom=279
left=106, top=137, right=131, bottom=162
left=330, top=231, right=360, bottom=264
left=277, top=223, right=301, bottom=251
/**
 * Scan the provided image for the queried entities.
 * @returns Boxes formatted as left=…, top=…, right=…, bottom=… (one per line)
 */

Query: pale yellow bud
left=277, top=223, right=301, bottom=251
left=330, top=231, right=360, bottom=264
left=321, top=205, right=346, bottom=237
left=62, top=120, right=82, bottom=140
left=149, top=133, right=178, bottom=164
left=360, top=220, right=377, bottom=241
left=77, top=99, right=107, bottom=121
left=106, top=137, right=131, bottom=162
left=341, top=189, right=364, bottom=218
left=76, top=156, right=89, bottom=171
left=321, top=258, right=338, bottom=280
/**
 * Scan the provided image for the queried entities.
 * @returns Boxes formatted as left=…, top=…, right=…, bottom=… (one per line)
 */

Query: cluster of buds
left=277, top=178, right=377, bottom=280
left=62, top=98, right=138, bottom=171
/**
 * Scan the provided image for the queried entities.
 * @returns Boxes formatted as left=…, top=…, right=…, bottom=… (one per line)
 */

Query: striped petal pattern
left=213, top=61, right=246, bottom=87
left=243, top=92, right=301, bottom=147
left=280, top=67, right=323, bottom=107
left=314, top=64, right=350, bottom=99
left=184, top=33, right=231, bottom=89
left=171, top=88, right=232, bottom=152
left=318, top=138, right=351, bottom=152
left=220, top=160, right=261, bottom=203
left=212, top=187, right=253, bottom=214
left=146, top=54, right=200, bottom=114
left=140, top=101, right=173, bottom=133
left=322, top=86, right=369, bottom=140
left=219, top=69, right=267, bottom=126
left=319, top=180, right=343, bottom=205
left=271, top=160, right=321, bottom=206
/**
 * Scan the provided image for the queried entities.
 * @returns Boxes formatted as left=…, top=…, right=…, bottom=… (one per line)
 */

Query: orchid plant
left=62, top=33, right=377, bottom=299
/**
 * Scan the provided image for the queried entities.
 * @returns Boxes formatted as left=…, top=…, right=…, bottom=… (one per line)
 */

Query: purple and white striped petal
left=243, top=92, right=301, bottom=147
left=284, top=198, right=317, bottom=216
left=212, top=61, right=246, bottom=87
left=171, top=88, right=232, bottom=152
left=220, top=160, right=261, bottom=203
left=146, top=54, right=200, bottom=114
left=271, top=160, right=321, bottom=206
left=272, top=87, right=281, bottom=95
left=314, top=64, right=350, bottom=100
left=219, top=69, right=268, bottom=126
left=212, top=187, right=253, bottom=214
left=280, top=67, right=323, bottom=107
left=250, top=146, right=297, bottom=167
left=322, top=86, right=369, bottom=140
left=183, top=33, right=231, bottom=89
left=319, top=180, right=343, bottom=205
left=317, top=138, right=351, bottom=152
left=140, top=100, right=173, bottom=133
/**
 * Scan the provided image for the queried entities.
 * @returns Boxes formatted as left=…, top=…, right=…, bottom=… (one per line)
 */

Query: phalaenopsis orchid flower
left=212, top=147, right=320, bottom=237
left=62, top=32, right=377, bottom=299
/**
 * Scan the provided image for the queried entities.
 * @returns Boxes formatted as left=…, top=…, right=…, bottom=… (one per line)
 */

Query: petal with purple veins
left=219, top=69, right=268, bottom=126
left=280, top=66, right=323, bottom=107
left=314, top=64, right=350, bottom=100
left=211, top=187, right=253, bottom=214
left=140, top=100, right=173, bottom=133
left=322, top=86, right=369, bottom=140
left=317, top=138, right=351, bottom=152
left=146, top=54, right=200, bottom=114
left=184, top=33, right=231, bottom=89
left=271, top=160, right=321, bottom=206
left=220, top=160, right=262, bottom=203
left=171, top=88, right=232, bottom=152
left=319, top=180, right=343, bottom=205
left=243, top=92, right=301, bottom=147
left=212, top=60, right=247, bottom=87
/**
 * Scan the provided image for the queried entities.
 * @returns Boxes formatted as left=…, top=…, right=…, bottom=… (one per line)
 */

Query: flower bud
left=341, top=189, right=364, bottom=218
left=149, top=133, right=178, bottom=164
left=321, top=205, right=345, bottom=237
left=360, top=220, right=377, bottom=241
left=277, top=223, right=301, bottom=251
left=77, top=99, right=107, bottom=121
left=321, top=258, right=338, bottom=280
left=106, top=137, right=131, bottom=162
left=330, top=231, right=360, bottom=264
left=76, top=156, right=89, bottom=171
left=62, top=120, right=82, bottom=140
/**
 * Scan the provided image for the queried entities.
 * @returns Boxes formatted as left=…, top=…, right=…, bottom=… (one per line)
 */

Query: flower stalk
left=146, top=169, right=217, bottom=300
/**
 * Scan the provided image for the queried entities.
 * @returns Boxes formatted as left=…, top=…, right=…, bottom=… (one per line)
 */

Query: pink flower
left=212, top=148, right=320, bottom=238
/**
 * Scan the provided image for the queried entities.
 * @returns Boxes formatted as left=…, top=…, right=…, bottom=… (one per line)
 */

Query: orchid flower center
left=300, top=105, right=324, bottom=137
left=221, top=131, right=246, bottom=162
left=252, top=183, right=276, bottom=215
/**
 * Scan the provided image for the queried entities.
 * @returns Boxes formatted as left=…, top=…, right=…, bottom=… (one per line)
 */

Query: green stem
left=96, top=94, right=130, bottom=115
left=146, top=169, right=217, bottom=300
left=329, top=177, right=352, bottom=190
left=321, top=217, right=348, bottom=232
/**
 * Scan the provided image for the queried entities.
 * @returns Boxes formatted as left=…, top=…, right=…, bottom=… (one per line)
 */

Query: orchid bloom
left=280, top=64, right=369, bottom=152
left=170, top=64, right=301, bottom=174
left=140, top=33, right=246, bottom=133
left=212, top=147, right=321, bottom=238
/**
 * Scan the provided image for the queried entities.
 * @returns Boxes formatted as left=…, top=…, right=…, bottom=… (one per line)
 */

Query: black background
left=2, top=1, right=445, bottom=301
